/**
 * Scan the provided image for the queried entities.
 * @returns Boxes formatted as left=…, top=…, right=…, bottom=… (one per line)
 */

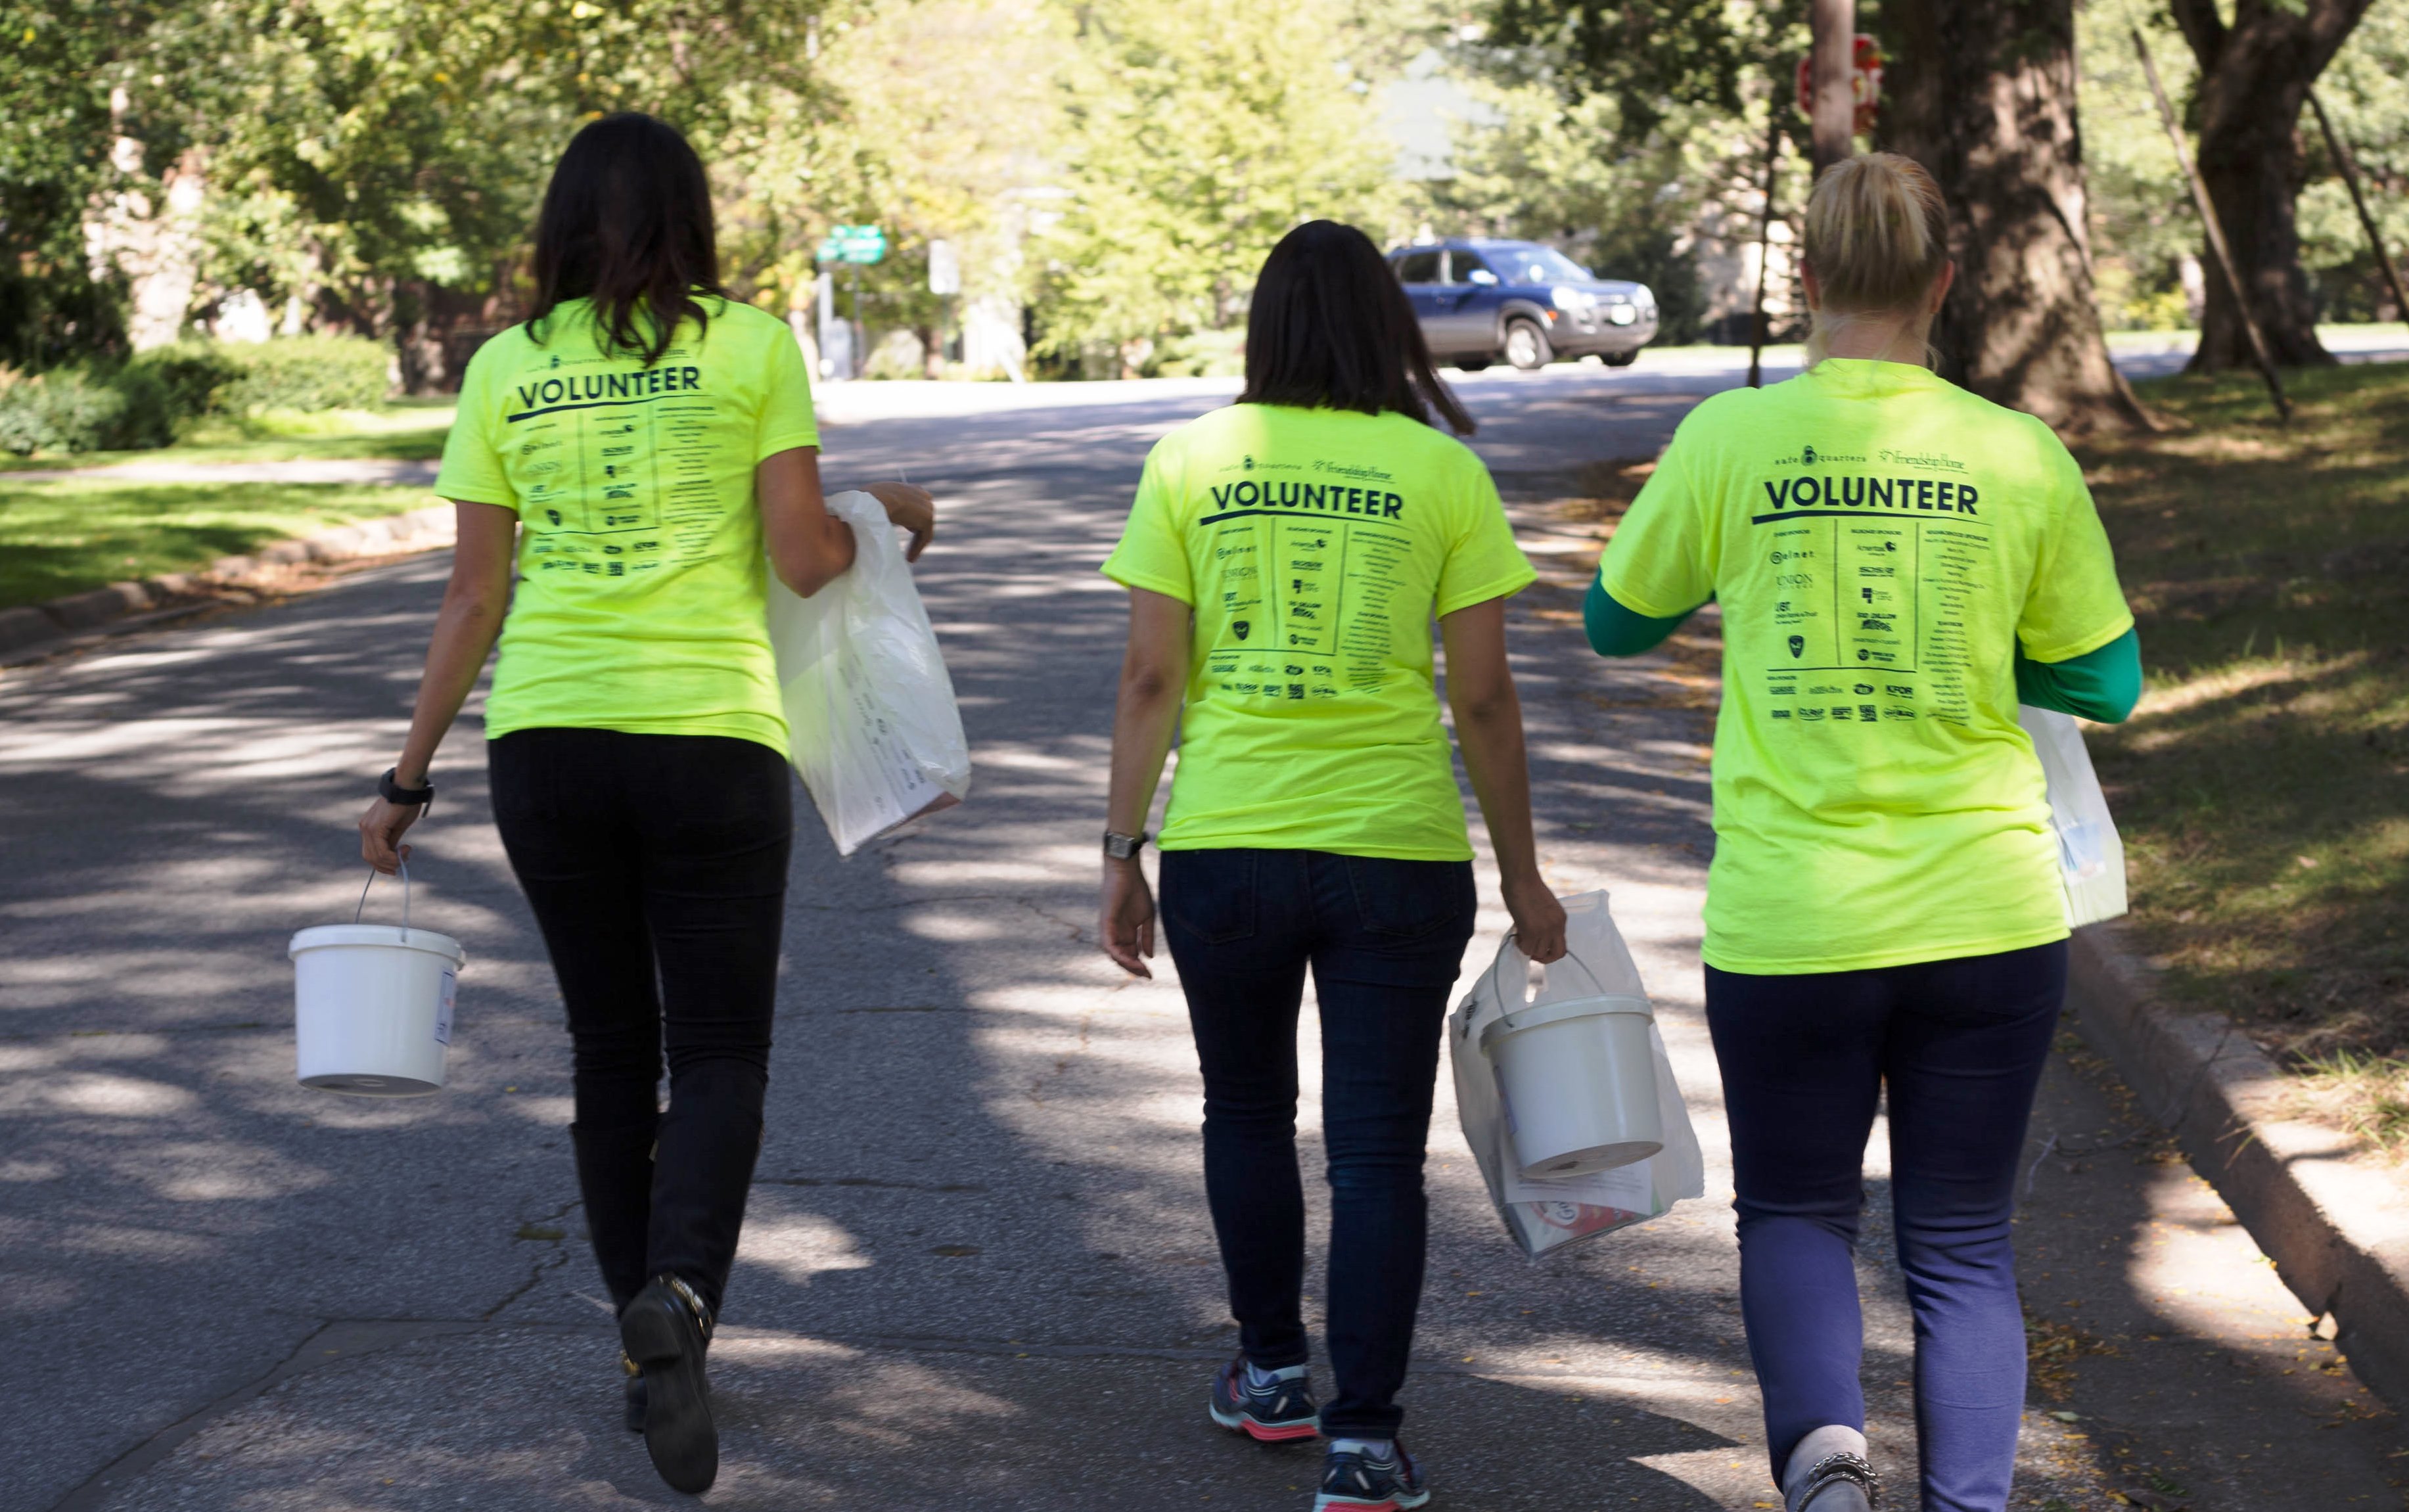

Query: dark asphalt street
left=1, top=363, right=2397, bottom=1511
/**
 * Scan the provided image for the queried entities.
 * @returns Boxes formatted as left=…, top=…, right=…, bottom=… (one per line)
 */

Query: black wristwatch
left=380, top=767, right=436, bottom=812
left=1103, top=830, right=1150, bottom=861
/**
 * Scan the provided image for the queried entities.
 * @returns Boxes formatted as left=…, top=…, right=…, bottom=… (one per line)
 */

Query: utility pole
left=1748, top=110, right=1784, bottom=389
left=2134, top=28, right=2291, bottom=423
left=1808, top=0, right=1855, bottom=178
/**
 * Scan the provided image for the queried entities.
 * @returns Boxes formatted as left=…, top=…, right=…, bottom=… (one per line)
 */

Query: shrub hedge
left=0, top=335, right=394, bottom=455
left=0, top=367, right=173, bottom=455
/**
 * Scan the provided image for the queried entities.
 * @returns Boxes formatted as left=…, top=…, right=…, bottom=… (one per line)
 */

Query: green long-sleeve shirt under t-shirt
left=1583, top=578, right=2142, bottom=722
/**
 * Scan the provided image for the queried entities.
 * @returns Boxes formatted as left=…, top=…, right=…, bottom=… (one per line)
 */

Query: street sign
left=928, top=239, right=961, bottom=296
left=1795, top=34, right=1883, bottom=135
left=815, top=224, right=888, bottom=265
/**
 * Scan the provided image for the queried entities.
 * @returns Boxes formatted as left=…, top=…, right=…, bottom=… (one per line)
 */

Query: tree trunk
left=2168, top=0, right=2374, bottom=372
left=1881, top=0, right=2149, bottom=433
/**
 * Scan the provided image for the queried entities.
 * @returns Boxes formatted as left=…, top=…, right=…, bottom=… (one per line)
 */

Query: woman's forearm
left=1454, top=691, right=1544, bottom=886
left=1105, top=590, right=1193, bottom=835
left=393, top=589, right=507, bottom=785
left=1105, top=672, right=1182, bottom=836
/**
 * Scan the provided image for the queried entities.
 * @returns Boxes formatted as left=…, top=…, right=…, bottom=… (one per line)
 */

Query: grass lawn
left=0, top=400, right=453, bottom=474
left=0, top=479, right=428, bottom=607
left=2077, top=361, right=2409, bottom=1144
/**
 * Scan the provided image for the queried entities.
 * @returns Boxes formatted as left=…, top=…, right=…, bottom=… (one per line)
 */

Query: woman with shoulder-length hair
left=1097, top=218, right=1567, bottom=1512
left=356, top=112, right=933, bottom=1494
left=1590, top=153, right=2142, bottom=1512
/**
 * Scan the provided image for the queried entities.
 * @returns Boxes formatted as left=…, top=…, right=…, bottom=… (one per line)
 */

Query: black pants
left=1705, top=941, right=2066, bottom=1512
left=488, top=728, right=793, bottom=1319
left=1159, top=848, right=1478, bottom=1439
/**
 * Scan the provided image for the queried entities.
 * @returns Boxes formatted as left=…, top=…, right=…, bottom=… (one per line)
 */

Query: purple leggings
left=1705, top=940, right=2065, bottom=1512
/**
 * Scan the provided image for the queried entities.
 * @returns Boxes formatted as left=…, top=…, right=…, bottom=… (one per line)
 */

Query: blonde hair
left=1800, top=152, right=1949, bottom=366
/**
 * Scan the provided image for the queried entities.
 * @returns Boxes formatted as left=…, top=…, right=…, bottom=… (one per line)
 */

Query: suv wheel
left=1503, top=319, right=1551, bottom=371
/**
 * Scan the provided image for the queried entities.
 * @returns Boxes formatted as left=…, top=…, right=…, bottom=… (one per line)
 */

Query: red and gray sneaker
left=1316, top=1438, right=1430, bottom=1511
left=1208, top=1356, right=1321, bottom=1442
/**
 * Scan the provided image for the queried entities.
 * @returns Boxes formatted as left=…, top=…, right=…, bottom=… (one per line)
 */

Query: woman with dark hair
left=1097, top=219, right=1565, bottom=1512
left=356, top=112, right=933, bottom=1494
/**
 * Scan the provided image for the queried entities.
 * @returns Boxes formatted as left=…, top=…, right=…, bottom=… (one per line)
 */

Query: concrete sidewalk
left=1, top=384, right=2397, bottom=1511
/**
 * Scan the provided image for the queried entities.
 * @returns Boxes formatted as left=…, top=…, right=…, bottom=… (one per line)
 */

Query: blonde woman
left=1588, top=154, right=2140, bottom=1512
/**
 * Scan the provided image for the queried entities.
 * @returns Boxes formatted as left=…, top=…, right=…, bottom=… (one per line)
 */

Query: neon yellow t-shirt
left=435, top=297, right=819, bottom=756
left=1599, top=359, right=2133, bottom=974
left=1102, top=403, right=1536, bottom=859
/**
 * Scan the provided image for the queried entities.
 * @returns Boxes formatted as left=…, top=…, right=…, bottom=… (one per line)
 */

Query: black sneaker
left=1316, top=1440, right=1429, bottom=1511
left=1208, top=1357, right=1320, bottom=1442
left=620, top=1275, right=717, bottom=1492
left=621, top=1352, right=645, bottom=1434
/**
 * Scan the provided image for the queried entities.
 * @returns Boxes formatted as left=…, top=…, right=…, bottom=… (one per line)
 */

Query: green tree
left=1031, top=0, right=1403, bottom=372
left=2167, top=0, right=2377, bottom=371
left=0, top=1, right=248, bottom=365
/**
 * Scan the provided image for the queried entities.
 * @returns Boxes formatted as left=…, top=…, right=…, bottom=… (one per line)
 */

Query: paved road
left=1, top=366, right=2398, bottom=1512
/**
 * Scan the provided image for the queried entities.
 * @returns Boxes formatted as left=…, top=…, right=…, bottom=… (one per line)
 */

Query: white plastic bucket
left=1479, top=995, right=1663, bottom=1178
left=290, top=866, right=463, bottom=1096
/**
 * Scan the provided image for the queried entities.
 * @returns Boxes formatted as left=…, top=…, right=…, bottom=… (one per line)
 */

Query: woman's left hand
left=863, top=482, right=936, bottom=562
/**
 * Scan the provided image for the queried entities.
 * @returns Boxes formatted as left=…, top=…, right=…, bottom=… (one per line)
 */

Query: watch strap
left=380, top=767, right=435, bottom=811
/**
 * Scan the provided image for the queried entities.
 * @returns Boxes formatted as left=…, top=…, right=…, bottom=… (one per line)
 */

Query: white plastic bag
left=2017, top=705, right=2128, bottom=928
left=1448, top=890, right=1705, bottom=1261
left=768, top=491, right=971, bottom=856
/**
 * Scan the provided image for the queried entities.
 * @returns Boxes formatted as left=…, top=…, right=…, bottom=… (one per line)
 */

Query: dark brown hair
left=1239, top=220, right=1474, bottom=435
left=528, top=113, right=725, bottom=367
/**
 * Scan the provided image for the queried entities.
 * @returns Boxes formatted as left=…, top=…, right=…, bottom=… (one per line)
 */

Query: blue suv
left=1387, top=239, right=1657, bottom=371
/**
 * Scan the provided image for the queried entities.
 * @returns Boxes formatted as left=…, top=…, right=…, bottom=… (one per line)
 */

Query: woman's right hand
left=1502, top=871, right=1568, bottom=964
left=863, top=482, right=936, bottom=561
left=1099, top=858, right=1157, bottom=978
left=359, top=793, right=422, bottom=875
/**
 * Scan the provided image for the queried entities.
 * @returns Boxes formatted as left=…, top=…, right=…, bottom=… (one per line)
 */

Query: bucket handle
left=1479, top=925, right=1630, bottom=1037
left=354, top=859, right=412, bottom=941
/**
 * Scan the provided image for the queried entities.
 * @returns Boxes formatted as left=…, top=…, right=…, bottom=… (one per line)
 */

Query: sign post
left=815, top=225, right=888, bottom=380
left=928, top=239, right=961, bottom=376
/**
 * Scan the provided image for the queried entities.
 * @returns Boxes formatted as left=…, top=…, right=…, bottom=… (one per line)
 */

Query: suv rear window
left=1394, top=250, right=1442, bottom=284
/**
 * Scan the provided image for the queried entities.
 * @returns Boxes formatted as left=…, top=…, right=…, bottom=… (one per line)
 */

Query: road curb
left=2065, top=921, right=2409, bottom=1408
left=0, top=503, right=455, bottom=663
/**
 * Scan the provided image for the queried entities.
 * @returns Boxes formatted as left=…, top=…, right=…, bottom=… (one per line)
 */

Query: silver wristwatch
left=1103, top=830, right=1151, bottom=861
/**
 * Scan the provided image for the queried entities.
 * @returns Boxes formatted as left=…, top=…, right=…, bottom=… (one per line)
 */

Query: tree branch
left=2166, top=0, right=2226, bottom=69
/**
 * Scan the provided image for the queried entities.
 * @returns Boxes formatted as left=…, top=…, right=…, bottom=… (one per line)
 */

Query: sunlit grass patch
left=2077, top=361, right=2409, bottom=1137
left=0, top=480, right=429, bottom=607
left=0, top=400, right=453, bottom=473
left=2289, top=1049, right=2409, bottom=1158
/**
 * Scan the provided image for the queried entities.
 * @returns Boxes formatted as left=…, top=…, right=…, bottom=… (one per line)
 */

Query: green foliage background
left=6, top=0, right=2408, bottom=382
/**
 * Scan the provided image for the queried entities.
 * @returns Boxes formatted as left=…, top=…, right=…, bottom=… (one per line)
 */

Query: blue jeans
left=1160, top=848, right=1478, bottom=1440
left=1705, top=941, right=2066, bottom=1512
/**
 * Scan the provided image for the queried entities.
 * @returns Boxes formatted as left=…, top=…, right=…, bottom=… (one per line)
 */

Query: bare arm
left=1098, top=588, right=1192, bottom=978
left=1440, top=596, right=1568, bottom=963
left=758, top=447, right=937, bottom=598
left=357, top=501, right=518, bottom=873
